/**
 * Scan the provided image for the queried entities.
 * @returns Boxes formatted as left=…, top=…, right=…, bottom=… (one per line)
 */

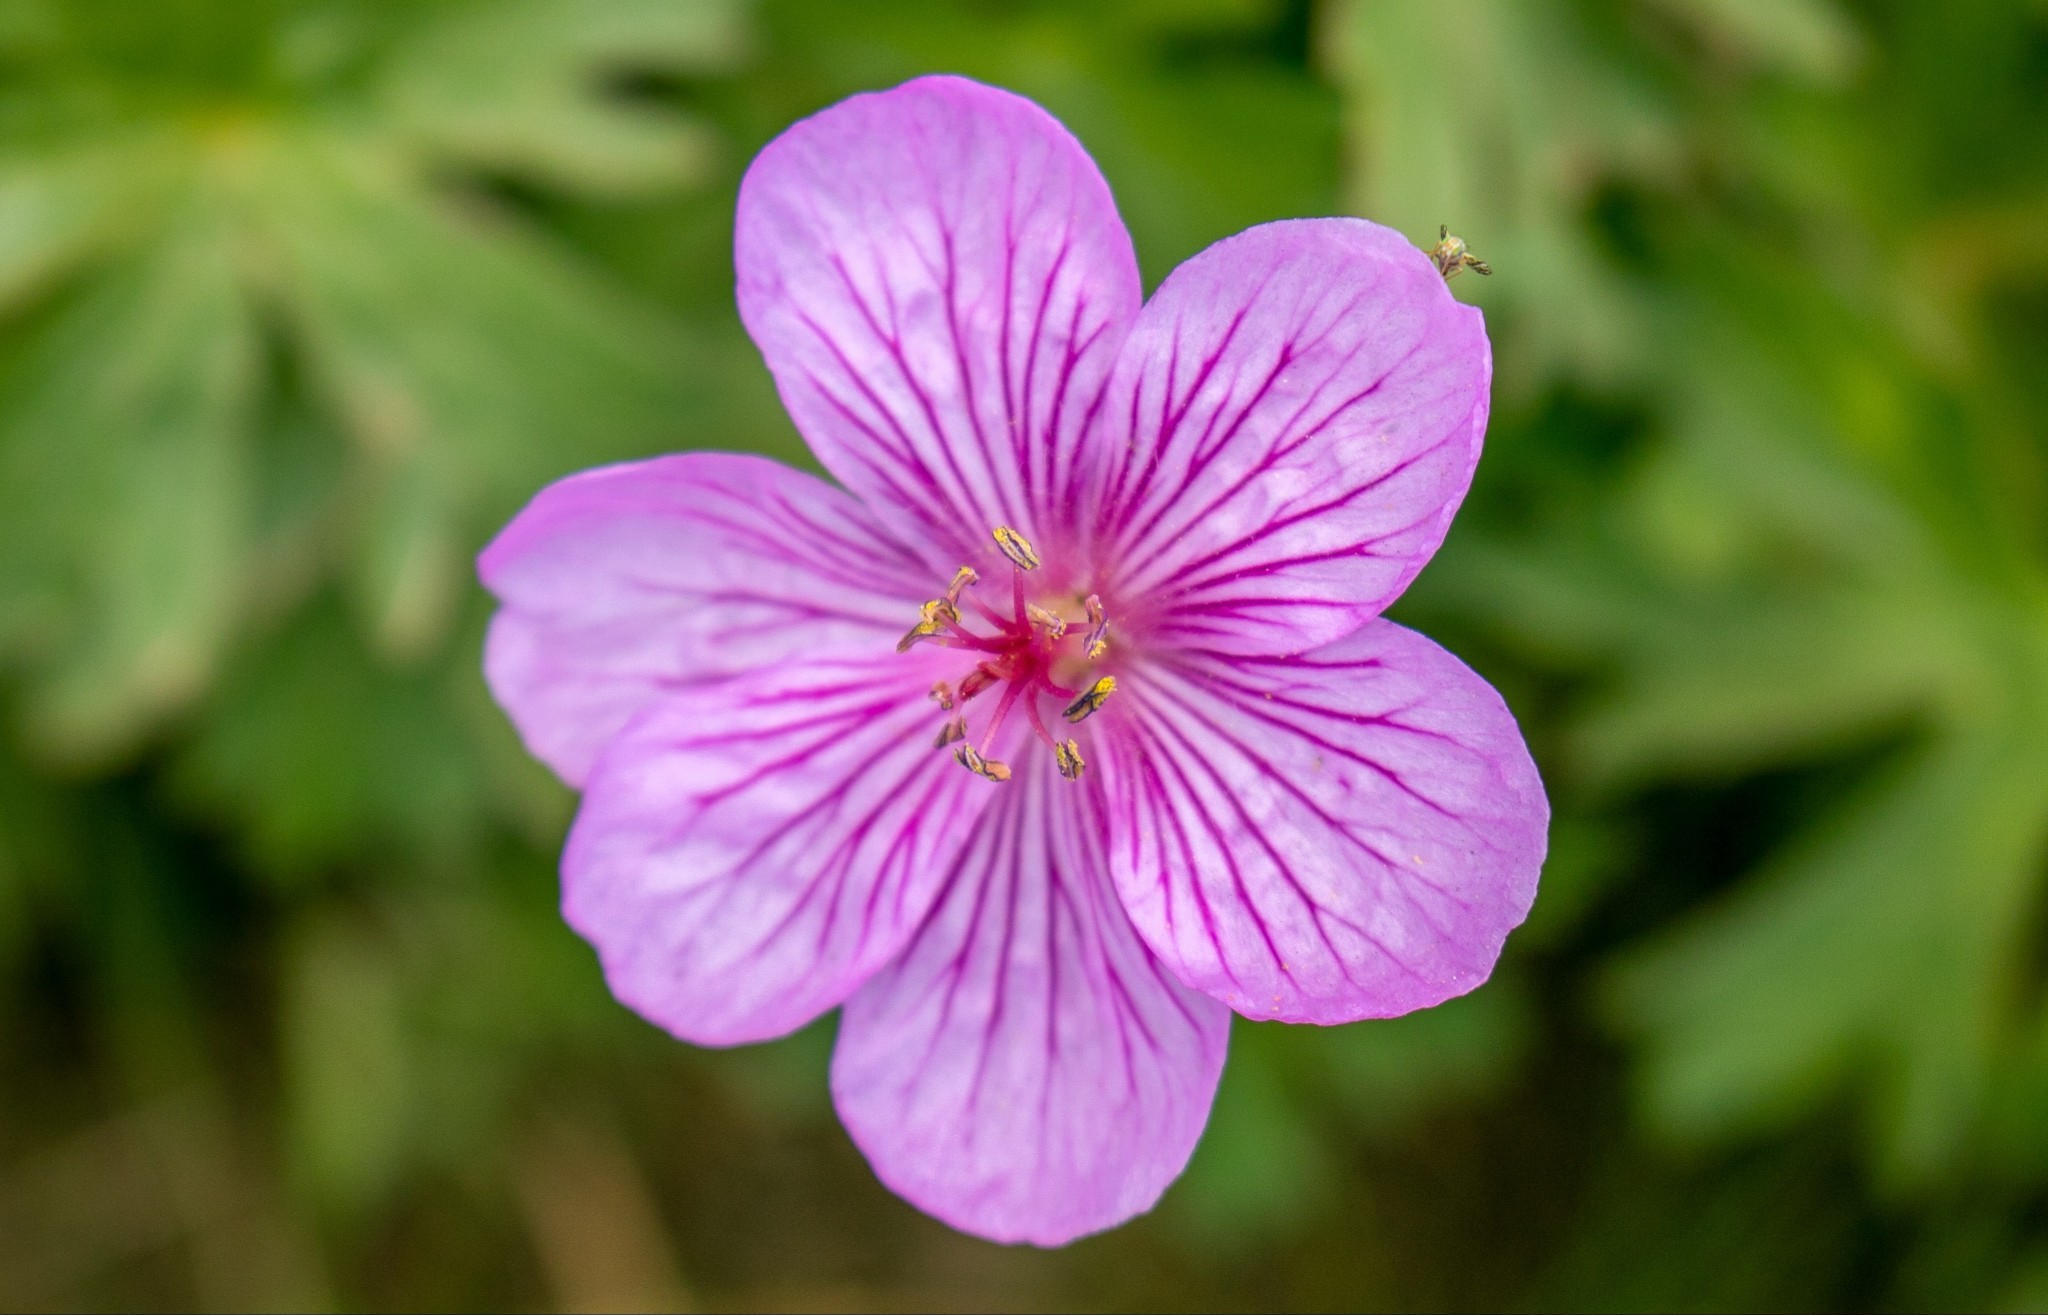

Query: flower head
left=478, top=76, right=1547, bottom=1246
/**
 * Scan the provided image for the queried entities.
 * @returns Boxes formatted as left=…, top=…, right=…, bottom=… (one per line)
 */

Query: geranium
left=479, top=75, right=1547, bottom=1245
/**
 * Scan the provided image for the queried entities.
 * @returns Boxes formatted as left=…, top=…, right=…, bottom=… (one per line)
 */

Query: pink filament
left=924, top=562, right=1088, bottom=762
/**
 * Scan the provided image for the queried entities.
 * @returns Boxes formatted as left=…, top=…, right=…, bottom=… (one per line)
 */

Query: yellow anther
left=1063, top=676, right=1117, bottom=723
left=1056, top=740, right=1086, bottom=780
left=895, top=597, right=959, bottom=653
left=992, top=525, right=1040, bottom=571
left=1083, top=593, right=1110, bottom=659
left=933, top=717, right=967, bottom=749
left=955, top=744, right=1012, bottom=782
left=930, top=681, right=955, bottom=711
left=945, top=566, right=979, bottom=603
left=1025, top=604, right=1068, bottom=639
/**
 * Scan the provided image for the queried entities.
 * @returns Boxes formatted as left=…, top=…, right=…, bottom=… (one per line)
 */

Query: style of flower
left=478, top=75, right=1547, bottom=1246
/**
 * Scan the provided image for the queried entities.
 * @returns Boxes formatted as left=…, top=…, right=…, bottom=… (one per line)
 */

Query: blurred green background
left=2, top=0, right=2046, bottom=1308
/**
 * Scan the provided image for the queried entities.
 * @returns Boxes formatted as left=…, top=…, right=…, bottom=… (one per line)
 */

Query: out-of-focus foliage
left=0, top=0, right=749, bottom=763
left=1332, top=0, right=2048, bottom=1299
left=1334, top=0, right=2048, bottom=1193
left=4, top=0, right=2048, bottom=1309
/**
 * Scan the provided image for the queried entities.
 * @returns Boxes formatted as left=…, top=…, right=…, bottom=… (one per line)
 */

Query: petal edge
left=1096, top=219, right=1490, bottom=656
left=563, top=651, right=994, bottom=1046
left=736, top=75, right=1142, bottom=569
left=833, top=758, right=1229, bottom=1245
left=478, top=452, right=929, bottom=786
left=1103, top=620, right=1546, bottom=1024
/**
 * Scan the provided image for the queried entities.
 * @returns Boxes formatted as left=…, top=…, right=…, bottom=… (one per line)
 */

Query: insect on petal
left=1094, top=219, right=1491, bottom=656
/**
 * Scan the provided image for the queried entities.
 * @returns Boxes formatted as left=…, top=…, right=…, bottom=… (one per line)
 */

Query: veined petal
left=563, top=651, right=994, bottom=1046
left=735, top=75, right=1141, bottom=568
left=1095, top=219, right=1489, bottom=656
left=1102, top=620, right=1545, bottom=1024
left=833, top=756, right=1230, bottom=1247
left=478, top=453, right=930, bottom=786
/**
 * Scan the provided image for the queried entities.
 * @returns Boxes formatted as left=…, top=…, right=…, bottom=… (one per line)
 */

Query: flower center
left=896, top=526, right=1117, bottom=783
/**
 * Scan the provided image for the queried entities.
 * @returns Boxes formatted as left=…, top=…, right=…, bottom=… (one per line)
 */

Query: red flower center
left=897, top=526, right=1116, bottom=782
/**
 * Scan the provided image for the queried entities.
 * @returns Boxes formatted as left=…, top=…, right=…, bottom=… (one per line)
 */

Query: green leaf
left=381, top=0, right=750, bottom=197
left=1610, top=723, right=2048, bottom=1185
left=1648, top=0, right=1865, bottom=82
left=1570, top=585, right=1969, bottom=787
left=0, top=190, right=255, bottom=763
left=167, top=602, right=497, bottom=878
left=0, top=2, right=747, bottom=742
left=0, top=139, right=163, bottom=312
left=245, top=129, right=697, bottom=656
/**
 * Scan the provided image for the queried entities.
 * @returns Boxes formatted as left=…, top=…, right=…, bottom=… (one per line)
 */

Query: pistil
left=1082, top=594, right=1110, bottom=659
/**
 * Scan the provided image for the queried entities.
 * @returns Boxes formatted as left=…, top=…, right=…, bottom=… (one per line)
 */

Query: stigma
left=894, top=526, right=1118, bottom=784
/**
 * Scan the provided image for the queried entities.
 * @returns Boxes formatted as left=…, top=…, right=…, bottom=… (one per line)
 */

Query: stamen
left=992, top=525, right=1040, bottom=571
left=896, top=544, right=1123, bottom=783
left=1025, top=604, right=1067, bottom=639
left=977, top=676, right=1027, bottom=756
left=1036, top=671, right=1077, bottom=700
left=954, top=743, right=1012, bottom=782
left=1023, top=688, right=1059, bottom=751
left=1063, top=676, right=1116, bottom=723
left=1082, top=593, right=1110, bottom=660
left=896, top=624, right=938, bottom=653
left=937, top=614, right=1007, bottom=652
left=895, top=597, right=959, bottom=652
left=960, top=589, right=1010, bottom=628
left=957, top=663, right=1001, bottom=701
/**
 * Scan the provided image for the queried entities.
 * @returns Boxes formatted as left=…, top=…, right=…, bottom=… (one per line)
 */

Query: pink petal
left=735, top=75, right=1141, bottom=571
left=832, top=756, right=1230, bottom=1247
left=562, top=651, right=995, bottom=1046
left=1095, top=219, right=1490, bottom=656
left=478, top=453, right=931, bottom=786
left=1102, top=620, right=1546, bottom=1024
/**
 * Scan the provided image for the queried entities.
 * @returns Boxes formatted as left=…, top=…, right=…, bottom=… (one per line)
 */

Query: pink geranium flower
left=479, top=76, right=1547, bottom=1246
